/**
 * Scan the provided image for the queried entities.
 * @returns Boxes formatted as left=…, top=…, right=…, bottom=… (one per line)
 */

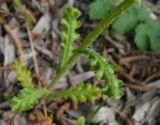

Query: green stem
left=47, top=0, right=138, bottom=90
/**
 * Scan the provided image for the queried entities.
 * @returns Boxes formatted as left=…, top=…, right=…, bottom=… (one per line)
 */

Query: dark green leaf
left=112, top=4, right=150, bottom=34
left=89, top=0, right=114, bottom=20
left=135, top=21, right=160, bottom=51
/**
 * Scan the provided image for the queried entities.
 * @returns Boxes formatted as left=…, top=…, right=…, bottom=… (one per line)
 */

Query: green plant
left=134, top=20, right=160, bottom=51
left=89, top=0, right=114, bottom=20
left=47, top=83, right=101, bottom=102
left=57, top=7, right=81, bottom=73
left=89, top=1, right=160, bottom=51
left=76, top=116, right=86, bottom=125
left=11, top=88, right=47, bottom=112
left=10, top=0, right=138, bottom=117
left=84, top=49, right=123, bottom=99
left=12, top=61, right=33, bottom=89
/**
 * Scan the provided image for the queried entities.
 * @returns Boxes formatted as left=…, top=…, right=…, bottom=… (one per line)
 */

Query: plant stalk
left=47, top=0, right=138, bottom=90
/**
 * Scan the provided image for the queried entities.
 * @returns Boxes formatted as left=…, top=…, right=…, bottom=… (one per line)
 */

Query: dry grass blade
left=4, top=24, right=24, bottom=63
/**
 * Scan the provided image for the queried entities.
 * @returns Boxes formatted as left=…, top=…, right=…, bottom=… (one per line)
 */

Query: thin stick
left=26, top=26, right=39, bottom=76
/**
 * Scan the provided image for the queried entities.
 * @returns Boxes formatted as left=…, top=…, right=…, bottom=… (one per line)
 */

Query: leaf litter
left=0, top=0, right=160, bottom=125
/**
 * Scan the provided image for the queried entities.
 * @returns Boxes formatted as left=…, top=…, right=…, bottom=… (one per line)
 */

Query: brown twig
left=126, top=84, right=149, bottom=92
left=0, top=66, right=12, bottom=71
left=26, top=26, right=39, bottom=78
left=127, top=83, right=160, bottom=93
left=118, top=70, right=144, bottom=86
left=56, top=103, right=71, bottom=119
left=119, top=55, right=150, bottom=66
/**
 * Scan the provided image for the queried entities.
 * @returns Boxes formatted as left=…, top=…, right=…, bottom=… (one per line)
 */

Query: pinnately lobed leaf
left=47, top=83, right=101, bottom=103
left=12, top=60, right=34, bottom=89
left=84, top=49, right=124, bottom=99
left=57, top=7, right=81, bottom=72
left=11, top=88, right=47, bottom=112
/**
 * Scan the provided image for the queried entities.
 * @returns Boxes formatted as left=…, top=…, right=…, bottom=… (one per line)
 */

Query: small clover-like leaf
left=89, top=0, right=114, bottom=20
left=84, top=49, right=124, bottom=99
left=112, top=4, right=150, bottom=34
left=135, top=21, right=160, bottom=51
left=11, top=88, right=47, bottom=112
left=12, top=60, right=34, bottom=89
left=47, top=83, right=101, bottom=103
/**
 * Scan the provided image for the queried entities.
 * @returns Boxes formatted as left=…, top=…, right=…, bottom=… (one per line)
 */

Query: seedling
left=10, top=0, right=138, bottom=120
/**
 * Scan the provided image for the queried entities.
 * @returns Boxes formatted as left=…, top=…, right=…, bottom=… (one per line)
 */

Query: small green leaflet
left=57, top=7, right=81, bottom=72
left=84, top=49, right=124, bottom=99
left=47, top=83, right=101, bottom=102
left=12, top=60, right=34, bottom=89
left=11, top=88, right=47, bottom=112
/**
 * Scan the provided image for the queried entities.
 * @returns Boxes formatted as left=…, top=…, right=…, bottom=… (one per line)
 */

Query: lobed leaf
left=89, top=0, right=114, bottom=20
left=84, top=49, right=124, bottom=99
left=12, top=60, right=34, bottom=89
left=48, top=83, right=101, bottom=103
left=112, top=4, right=150, bottom=34
left=57, top=7, right=81, bottom=72
left=11, top=88, right=47, bottom=112
left=135, top=21, right=160, bottom=51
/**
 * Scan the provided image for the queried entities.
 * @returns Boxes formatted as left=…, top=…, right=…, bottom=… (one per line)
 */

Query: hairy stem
left=47, top=0, right=138, bottom=90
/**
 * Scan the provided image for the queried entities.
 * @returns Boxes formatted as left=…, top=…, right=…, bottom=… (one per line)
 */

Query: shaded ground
left=0, top=0, right=160, bottom=125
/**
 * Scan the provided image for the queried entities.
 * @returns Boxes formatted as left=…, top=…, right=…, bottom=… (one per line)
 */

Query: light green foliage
left=135, top=21, right=160, bottom=51
left=11, top=61, right=47, bottom=112
left=76, top=116, right=86, bottom=125
left=13, top=0, right=32, bottom=28
left=11, top=88, right=47, bottom=112
left=89, top=0, right=114, bottom=20
left=12, top=60, right=34, bottom=89
left=84, top=49, right=124, bottom=99
left=48, top=83, right=101, bottom=102
left=58, top=7, right=81, bottom=72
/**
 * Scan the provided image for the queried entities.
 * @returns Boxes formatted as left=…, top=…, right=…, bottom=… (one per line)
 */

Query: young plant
left=11, top=0, right=138, bottom=114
